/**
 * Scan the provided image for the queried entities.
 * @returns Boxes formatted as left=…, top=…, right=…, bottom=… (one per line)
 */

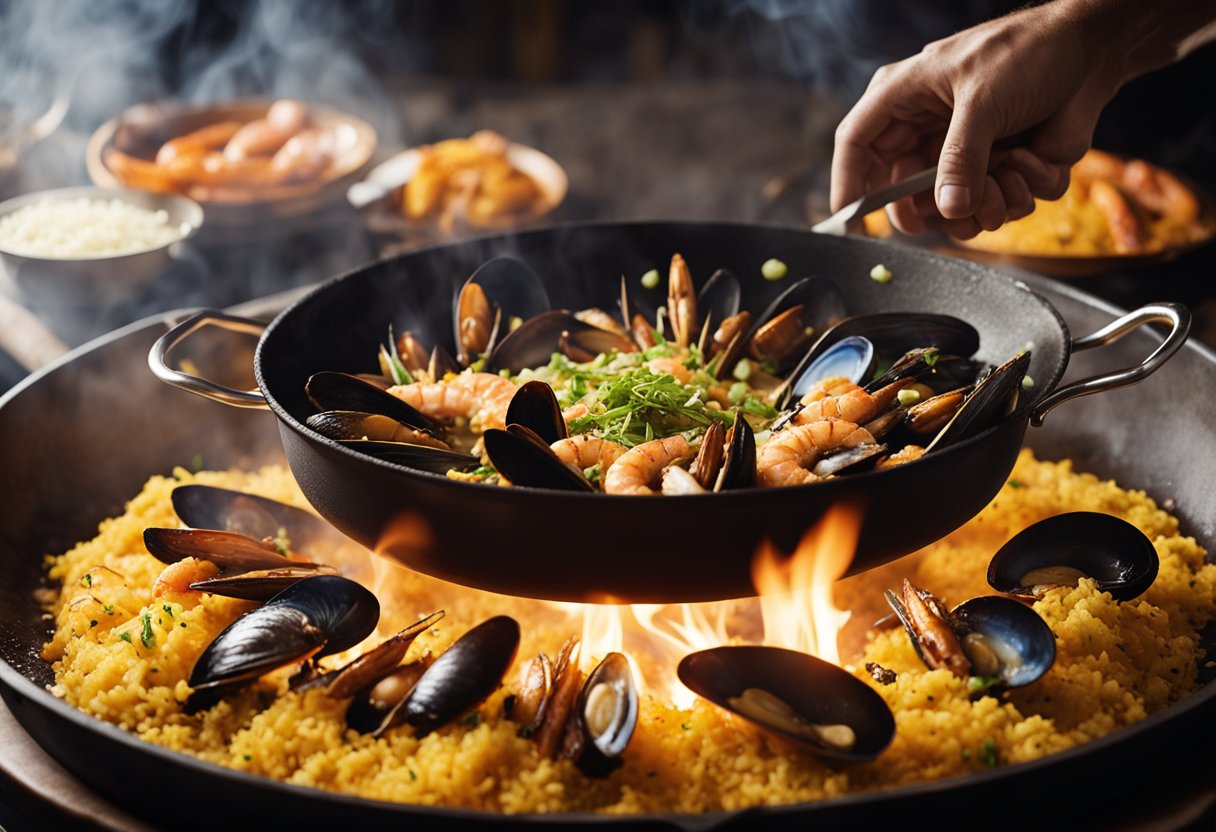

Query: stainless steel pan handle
left=148, top=309, right=269, bottom=409
left=1030, top=302, right=1190, bottom=427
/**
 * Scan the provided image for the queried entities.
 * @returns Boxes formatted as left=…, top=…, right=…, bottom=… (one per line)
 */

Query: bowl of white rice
left=0, top=186, right=203, bottom=303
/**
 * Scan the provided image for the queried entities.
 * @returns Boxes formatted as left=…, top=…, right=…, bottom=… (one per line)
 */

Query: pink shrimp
left=793, top=379, right=910, bottom=426
left=602, top=435, right=693, bottom=495
left=646, top=356, right=693, bottom=384
left=550, top=434, right=627, bottom=476
left=756, top=419, right=875, bottom=487
left=388, top=372, right=518, bottom=431
left=798, top=376, right=860, bottom=405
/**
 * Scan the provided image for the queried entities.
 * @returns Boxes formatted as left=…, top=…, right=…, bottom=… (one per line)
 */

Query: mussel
left=171, top=485, right=345, bottom=554
left=885, top=580, right=1056, bottom=689
left=401, top=615, right=521, bottom=736
left=744, top=277, right=847, bottom=373
left=453, top=256, right=551, bottom=365
left=677, top=645, right=894, bottom=762
left=483, top=425, right=596, bottom=491
left=306, top=371, right=439, bottom=437
left=987, top=512, right=1159, bottom=602
left=504, top=380, right=568, bottom=446
left=189, top=575, right=379, bottom=696
left=566, top=652, right=639, bottom=776
left=143, top=527, right=336, bottom=601
left=927, top=351, right=1032, bottom=451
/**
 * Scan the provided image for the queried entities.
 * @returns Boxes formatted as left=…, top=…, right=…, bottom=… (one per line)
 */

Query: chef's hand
left=831, top=0, right=1216, bottom=239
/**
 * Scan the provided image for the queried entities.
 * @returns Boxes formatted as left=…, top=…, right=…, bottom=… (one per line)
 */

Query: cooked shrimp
left=793, top=379, right=910, bottom=426
left=388, top=372, right=518, bottom=430
left=756, top=419, right=874, bottom=488
left=562, top=402, right=590, bottom=423
left=603, top=435, right=693, bottom=495
left=1088, top=179, right=1144, bottom=254
left=875, top=444, right=925, bottom=470
left=1122, top=160, right=1200, bottom=225
left=646, top=356, right=693, bottom=384
left=153, top=557, right=220, bottom=604
left=550, top=434, right=627, bottom=475
left=798, top=376, right=860, bottom=405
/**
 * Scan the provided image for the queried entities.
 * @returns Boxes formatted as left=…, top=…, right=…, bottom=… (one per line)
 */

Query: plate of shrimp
left=86, top=98, right=376, bottom=227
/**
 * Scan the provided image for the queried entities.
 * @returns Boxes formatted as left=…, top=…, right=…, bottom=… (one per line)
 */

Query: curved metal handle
left=1030, top=302, right=1190, bottom=427
left=148, top=309, right=269, bottom=409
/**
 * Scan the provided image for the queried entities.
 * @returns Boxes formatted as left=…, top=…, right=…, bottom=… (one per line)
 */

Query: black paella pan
left=0, top=272, right=1213, bottom=830
left=149, top=222, right=1188, bottom=603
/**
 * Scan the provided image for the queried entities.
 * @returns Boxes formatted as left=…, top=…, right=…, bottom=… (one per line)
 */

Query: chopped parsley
left=80, top=572, right=93, bottom=588
left=140, top=613, right=156, bottom=648
left=923, top=349, right=940, bottom=368
left=190, top=452, right=204, bottom=473
left=243, top=754, right=252, bottom=762
left=118, top=632, right=132, bottom=644
left=680, top=722, right=691, bottom=731
left=89, top=619, right=98, bottom=629
left=103, top=603, right=115, bottom=616
left=162, top=603, right=175, bottom=618
left=408, top=768, right=418, bottom=781
left=460, top=711, right=480, bottom=727
left=274, top=529, right=292, bottom=557
left=980, top=738, right=999, bottom=767
left=1007, top=479, right=1024, bottom=489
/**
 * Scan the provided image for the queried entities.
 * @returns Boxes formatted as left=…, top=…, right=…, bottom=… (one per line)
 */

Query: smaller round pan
left=149, top=222, right=1190, bottom=603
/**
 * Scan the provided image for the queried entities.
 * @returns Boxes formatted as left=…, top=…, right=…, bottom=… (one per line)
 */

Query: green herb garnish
left=680, top=722, right=691, bottom=731
left=761, top=258, right=789, bottom=280
left=118, top=632, right=132, bottom=644
left=967, top=676, right=1001, bottom=696
left=190, top=452, right=204, bottom=473
left=80, top=573, right=93, bottom=588
left=274, top=529, right=292, bottom=557
left=140, top=612, right=156, bottom=648
left=923, top=349, right=940, bottom=368
left=460, top=711, right=481, bottom=727
left=1007, top=479, right=1024, bottom=489
left=640, top=269, right=660, bottom=289
left=408, top=768, right=417, bottom=781
left=980, top=738, right=999, bottom=767
left=162, top=603, right=175, bottom=618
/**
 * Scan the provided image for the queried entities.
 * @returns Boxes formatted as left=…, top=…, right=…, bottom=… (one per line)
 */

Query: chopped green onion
left=1007, top=479, right=1024, bottom=489
left=761, top=258, right=788, bottom=280
left=508, top=315, right=523, bottom=332
left=1021, top=375, right=1035, bottom=390
left=981, top=738, right=999, bottom=767
left=732, top=360, right=752, bottom=382
left=728, top=382, right=749, bottom=404
left=966, top=675, right=1001, bottom=696
left=870, top=263, right=893, bottom=283
left=274, top=530, right=291, bottom=557
left=118, top=632, right=132, bottom=644
left=641, top=269, right=660, bottom=289
left=162, top=603, right=174, bottom=617
left=897, top=388, right=921, bottom=406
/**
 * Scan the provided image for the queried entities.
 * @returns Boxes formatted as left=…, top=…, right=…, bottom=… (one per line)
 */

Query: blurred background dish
left=86, top=99, right=375, bottom=237
left=351, top=130, right=567, bottom=240
left=0, top=185, right=202, bottom=305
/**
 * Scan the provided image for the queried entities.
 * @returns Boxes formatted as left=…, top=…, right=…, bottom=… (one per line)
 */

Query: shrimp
left=153, top=557, right=220, bottom=605
left=798, top=376, right=860, bottom=405
left=793, top=379, right=910, bottom=426
left=562, top=402, right=590, bottom=423
left=603, top=435, right=693, bottom=495
left=646, top=356, right=693, bottom=384
left=550, top=434, right=627, bottom=475
left=755, top=419, right=875, bottom=488
left=1122, top=160, right=1200, bottom=225
left=1088, top=179, right=1144, bottom=254
left=388, top=372, right=518, bottom=431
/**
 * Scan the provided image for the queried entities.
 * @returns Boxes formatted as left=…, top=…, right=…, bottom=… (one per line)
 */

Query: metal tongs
left=811, top=166, right=938, bottom=237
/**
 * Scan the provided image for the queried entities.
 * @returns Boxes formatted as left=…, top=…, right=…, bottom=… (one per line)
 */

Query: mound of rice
left=40, top=449, right=1216, bottom=813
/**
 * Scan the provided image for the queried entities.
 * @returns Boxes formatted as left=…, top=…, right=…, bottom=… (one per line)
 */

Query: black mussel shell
left=505, top=380, right=568, bottom=445
left=306, top=371, right=439, bottom=437
left=487, top=310, right=576, bottom=373
left=788, top=336, right=876, bottom=403
left=714, top=410, right=756, bottom=491
left=189, top=576, right=378, bottom=692
left=322, top=610, right=444, bottom=698
left=928, top=351, right=1031, bottom=451
left=306, top=411, right=450, bottom=449
left=811, top=442, right=887, bottom=477
left=454, top=258, right=551, bottom=351
left=558, top=325, right=639, bottom=363
left=345, top=659, right=432, bottom=736
left=189, top=565, right=338, bottom=601
left=339, top=440, right=479, bottom=474
left=987, top=512, right=1159, bottom=602
left=429, top=345, right=462, bottom=379
left=484, top=426, right=596, bottom=491
left=571, top=652, right=639, bottom=776
left=402, top=616, right=521, bottom=736
left=171, top=485, right=345, bottom=554
left=780, top=313, right=979, bottom=410
left=951, top=596, right=1057, bottom=688
left=677, top=646, right=894, bottom=762
left=695, top=267, right=743, bottom=346
left=748, top=278, right=847, bottom=359
left=144, top=527, right=307, bottom=573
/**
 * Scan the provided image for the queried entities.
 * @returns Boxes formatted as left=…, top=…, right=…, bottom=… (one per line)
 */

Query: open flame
left=369, top=502, right=864, bottom=711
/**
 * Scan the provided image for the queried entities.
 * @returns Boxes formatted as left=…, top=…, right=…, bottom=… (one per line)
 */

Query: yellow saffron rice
left=40, top=449, right=1216, bottom=813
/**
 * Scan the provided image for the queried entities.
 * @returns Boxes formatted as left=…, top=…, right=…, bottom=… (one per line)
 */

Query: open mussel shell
left=570, top=652, right=639, bottom=776
left=504, top=380, right=568, bottom=445
left=345, top=658, right=432, bottom=736
left=488, top=311, right=581, bottom=373
left=171, top=485, right=345, bottom=554
left=927, top=351, right=1031, bottom=451
left=694, top=267, right=743, bottom=353
left=789, top=336, right=876, bottom=401
left=306, top=371, right=439, bottom=437
left=306, top=411, right=450, bottom=449
left=402, top=615, right=521, bottom=736
left=454, top=256, right=551, bottom=364
left=339, top=440, right=479, bottom=474
left=811, top=442, right=886, bottom=478
left=189, top=575, right=379, bottom=692
left=779, top=313, right=979, bottom=409
left=677, top=646, right=894, bottom=762
left=189, top=565, right=339, bottom=602
left=951, top=596, right=1057, bottom=688
left=987, top=512, right=1159, bottom=602
left=484, top=425, right=595, bottom=491
left=324, top=610, right=444, bottom=698
left=144, top=527, right=308, bottom=573
left=744, top=277, right=845, bottom=372
left=714, top=410, right=756, bottom=491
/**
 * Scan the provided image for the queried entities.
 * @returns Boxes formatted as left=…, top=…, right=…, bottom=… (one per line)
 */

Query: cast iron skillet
left=0, top=277, right=1212, bottom=830
left=149, top=222, right=1188, bottom=603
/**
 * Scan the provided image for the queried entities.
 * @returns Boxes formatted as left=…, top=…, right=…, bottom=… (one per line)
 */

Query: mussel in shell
left=306, top=371, right=439, bottom=437
left=189, top=575, right=379, bottom=695
left=987, top=512, right=1159, bottom=601
left=677, top=645, right=894, bottom=761
left=401, top=615, right=521, bottom=736
left=884, top=579, right=1055, bottom=689
left=171, top=485, right=345, bottom=554
left=567, top=652, right=639, bottom=776
left=504, top=380, right=568, bottom=446
left=454, top=256, right=551, bottom=365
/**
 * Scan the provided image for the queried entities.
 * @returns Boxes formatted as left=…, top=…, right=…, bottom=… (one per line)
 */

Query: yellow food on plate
left=399, top=130, right=545, bottom=229
left=39, top=451, right=1216, bottom=813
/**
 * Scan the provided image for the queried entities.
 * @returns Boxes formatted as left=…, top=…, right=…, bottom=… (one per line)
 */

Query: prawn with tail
left=756, top=419, right=875, bottom=487
left=603, top=435, right=693, bottom=495
left=388, top=372, right=518, bottom=431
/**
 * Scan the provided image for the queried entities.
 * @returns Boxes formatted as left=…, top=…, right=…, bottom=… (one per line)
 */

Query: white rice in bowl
left=0, top=196, right=183, bottom=258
